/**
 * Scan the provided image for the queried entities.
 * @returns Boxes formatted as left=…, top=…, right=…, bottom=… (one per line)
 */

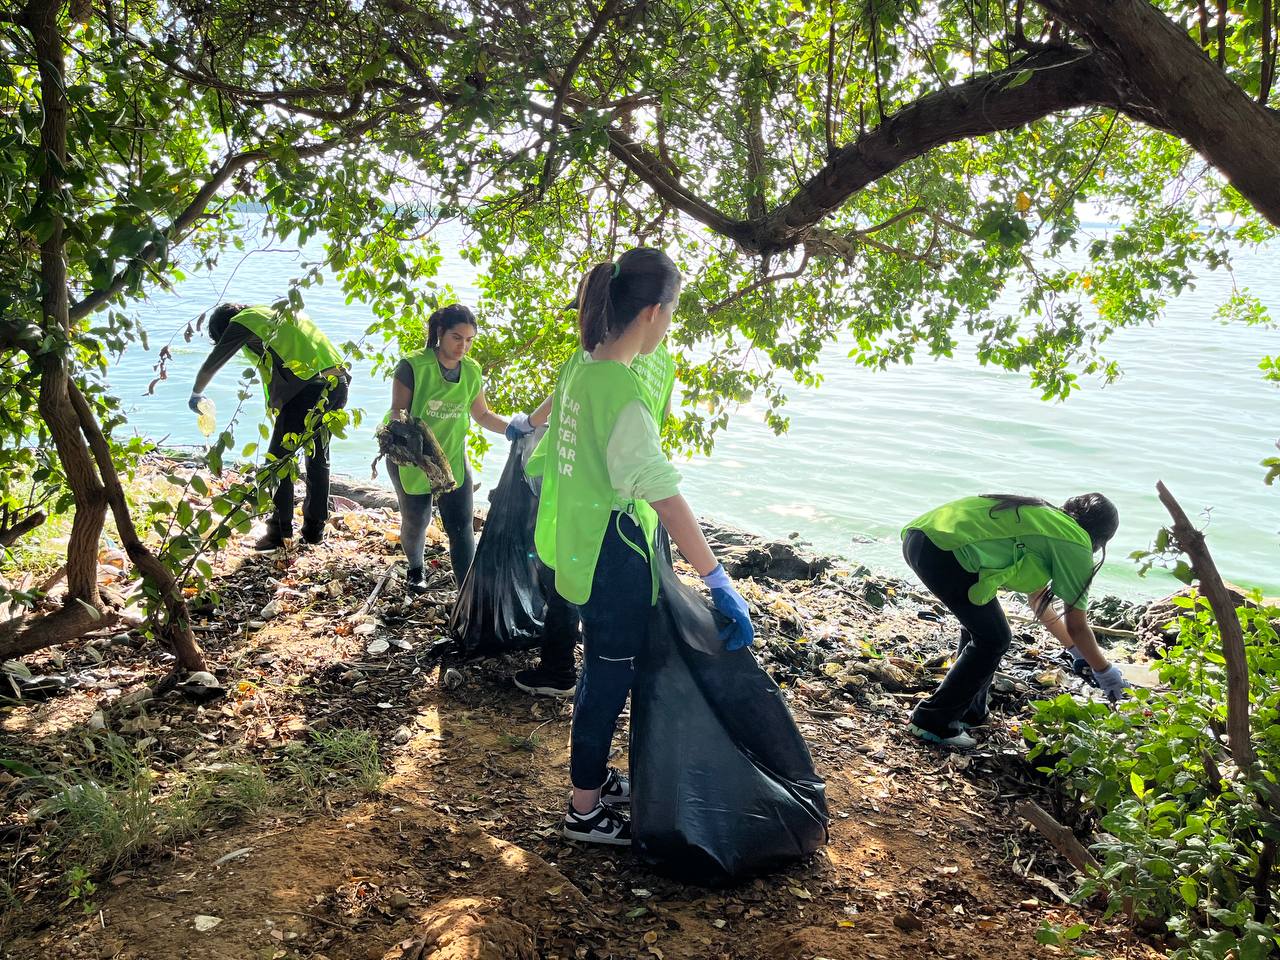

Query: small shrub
left=1027, top=594, right=1280, bottom=959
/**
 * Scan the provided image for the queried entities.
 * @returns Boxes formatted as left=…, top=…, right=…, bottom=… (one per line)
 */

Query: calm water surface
left=107, top=221, right=1280, bottom=600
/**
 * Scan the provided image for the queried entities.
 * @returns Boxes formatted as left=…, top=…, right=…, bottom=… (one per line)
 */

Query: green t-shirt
left=904, top=496, right=1097, bottom=609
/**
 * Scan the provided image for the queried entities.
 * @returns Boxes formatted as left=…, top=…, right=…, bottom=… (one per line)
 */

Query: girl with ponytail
left=527, top=247, right=755, bottom=846
left=900, top=492, right=1126, bottom=748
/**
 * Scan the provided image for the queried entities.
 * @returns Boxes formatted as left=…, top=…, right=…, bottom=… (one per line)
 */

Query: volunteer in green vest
left=390, top=304, right=533, bottom=592
left=528, top=248, right=754, bottom=846
left=189, top=303, right=350, bottom=551
left=512, top=301, right=677, bottom=700
left=901, top=493, right=1127, bottom=748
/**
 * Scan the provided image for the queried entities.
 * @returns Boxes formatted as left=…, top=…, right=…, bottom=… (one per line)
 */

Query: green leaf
left=1129, top=771, right=1146, bottom=799
left=1005, top=69, right=1034, bottom=90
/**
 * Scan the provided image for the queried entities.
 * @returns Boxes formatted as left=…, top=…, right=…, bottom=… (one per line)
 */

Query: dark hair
left=577, top=247, right=681, bottom=351
left=980, top=492, right=1119, bottom=615
left=426, top=304, right=478, bottom=349
left=208, top=302, right=248, bottom=342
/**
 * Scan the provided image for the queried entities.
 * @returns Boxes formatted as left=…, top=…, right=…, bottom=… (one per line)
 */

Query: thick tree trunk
left=68, top=382, right=206, bottom=671
left=1039, top=0, right=1280, bottom=227
left=0, top=0, right=111, bottom=659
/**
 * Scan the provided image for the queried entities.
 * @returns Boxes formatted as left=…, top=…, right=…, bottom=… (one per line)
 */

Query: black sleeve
left=393, top=359, right=415, bottom=394
left=193, top=321, right=255, bottom=390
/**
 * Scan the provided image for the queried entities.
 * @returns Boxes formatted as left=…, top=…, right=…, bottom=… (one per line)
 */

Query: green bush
left=1026, top=594, right=1280, bottom=960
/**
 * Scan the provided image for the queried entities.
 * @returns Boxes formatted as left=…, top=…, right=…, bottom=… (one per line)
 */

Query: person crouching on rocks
left=528, top=247, right=755, bottom=846
left=389, top=304, right=533, bottom=593
left=901, top=493, right=1128, bottom=748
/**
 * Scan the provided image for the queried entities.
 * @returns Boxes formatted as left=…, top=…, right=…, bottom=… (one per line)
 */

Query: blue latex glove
left=1093, top=664, right=1130, bottom=703
left=702, top=563, right=755, bottom=651
left=187, top=392, right=206, bottom=413
left=505, top=412, right=534, bottom=441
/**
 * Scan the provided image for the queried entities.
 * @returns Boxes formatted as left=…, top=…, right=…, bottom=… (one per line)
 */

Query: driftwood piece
left=1155, top=481, right=1270, bottom=807
left=1015, top=800, right=1101, bottom=875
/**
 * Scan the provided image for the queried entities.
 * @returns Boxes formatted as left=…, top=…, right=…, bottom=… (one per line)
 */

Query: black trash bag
left=446, top=434, right=546, bottom=657
left=631, top=560, right=829, bottom=885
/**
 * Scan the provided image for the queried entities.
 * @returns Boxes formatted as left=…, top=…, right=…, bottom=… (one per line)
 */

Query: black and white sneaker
left=600, top=768, right=631, bottom=807
left=561, top=802, right=631, bottom=846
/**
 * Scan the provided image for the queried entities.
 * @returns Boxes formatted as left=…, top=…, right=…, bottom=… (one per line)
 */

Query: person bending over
left=901, top=493, right=1127, bottom=748
left=189, top=303, right=350, bottom=551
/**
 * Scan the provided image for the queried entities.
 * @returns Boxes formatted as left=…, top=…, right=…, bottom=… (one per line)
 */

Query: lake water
left=106, top=218, right=1280, bottom=600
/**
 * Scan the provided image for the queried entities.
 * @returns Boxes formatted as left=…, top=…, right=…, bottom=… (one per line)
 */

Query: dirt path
left=1, top=495, right=1161, bottom=960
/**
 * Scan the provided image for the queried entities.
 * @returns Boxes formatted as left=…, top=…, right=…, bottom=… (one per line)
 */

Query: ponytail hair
left=577, top=247, right=681, bottom=351
left=426, top=304, right=478, bottom=349
left=979, top=492, right=1119, bottom=615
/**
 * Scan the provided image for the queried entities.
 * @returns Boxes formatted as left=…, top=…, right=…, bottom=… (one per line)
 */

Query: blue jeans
left=569, top=512, right=652, bottom=790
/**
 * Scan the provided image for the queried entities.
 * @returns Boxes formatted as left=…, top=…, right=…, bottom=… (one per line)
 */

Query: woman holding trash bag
left=528, top=247, right=755, bottom=846
left=512, top=290, right=677, bottom=700
left=390, top=304, right=534, bottom=592
left=901, top=493, right=1127, bottom=748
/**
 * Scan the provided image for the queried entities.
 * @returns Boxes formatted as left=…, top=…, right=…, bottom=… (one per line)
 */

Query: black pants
left=534, top=526, right=667, bottom=681
left=266, top=375, right=349, bottom=540
left=536, top=561, right=582, bottom=680
left=903, top=528, right=1013, bottom=735
left=389, top=463, right=476, bottom=587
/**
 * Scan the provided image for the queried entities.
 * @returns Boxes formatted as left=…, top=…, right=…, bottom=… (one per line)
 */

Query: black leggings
left=903, top=528, right=1013, bottom=735
left=266, top=375, right=349, bottom=540
left=389, top=464, right=475, bottom=587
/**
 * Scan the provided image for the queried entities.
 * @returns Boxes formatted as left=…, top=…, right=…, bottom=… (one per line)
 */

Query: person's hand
left=1093, top=664, right=1130, bottom=703
left=505, top=412, right=534, bottom=441
left=1063, top=646, right=1097, bottom=686
left=188, top=393, right=207, bottom=413
left=701, top=563, right=755, bottom=651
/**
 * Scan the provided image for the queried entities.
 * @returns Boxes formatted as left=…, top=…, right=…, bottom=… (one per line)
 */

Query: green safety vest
left=525, top=342, right=675, bottom=479
left=230, top=307, right=344, bottom=409
left=396, top=351, right=482, bottom=494
left=903, top=497, right=1093, bottom=606
left=533, top=359, right=659, bottom=606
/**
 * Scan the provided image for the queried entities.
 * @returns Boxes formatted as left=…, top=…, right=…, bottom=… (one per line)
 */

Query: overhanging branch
left=68, top=118, right=379, bottom=322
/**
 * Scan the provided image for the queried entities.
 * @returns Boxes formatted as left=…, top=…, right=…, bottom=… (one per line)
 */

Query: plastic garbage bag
left=372, top=414, right=455, bottom=494
left=631, top=560, right=829, bottom=885
left=446, top=434, right=546, bottom=657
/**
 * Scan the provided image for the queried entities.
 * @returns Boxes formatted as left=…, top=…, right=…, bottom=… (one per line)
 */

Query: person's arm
left=190, top=321, right=253, bottom=398
left=1028, top=588, right=1073, bottom=649
left=1064, top=606, right=1110, bottom=672
left=529, top=393, right=554, bottom=429
left=470, top=386, right=510, bottom=435
left=390, top=360, right=414, bottom=417
left=651, top=494, right=716, bottom=576
left=607, top=401, right=753, bottom=649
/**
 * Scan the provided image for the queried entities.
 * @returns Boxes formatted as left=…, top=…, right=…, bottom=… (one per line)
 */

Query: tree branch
left=738, top=47, right=1120, bottom=255
left=1156, top=481, right=1278, bottom=810
left=707, top=252, right=810, bottom=314
left=539, top=0, right=627, bottom=193
left=68, top=118, right=379, bottom=322
left=0, top=510, right=46, bottom=549
left=1038, top=0, right=1280, bottom=227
